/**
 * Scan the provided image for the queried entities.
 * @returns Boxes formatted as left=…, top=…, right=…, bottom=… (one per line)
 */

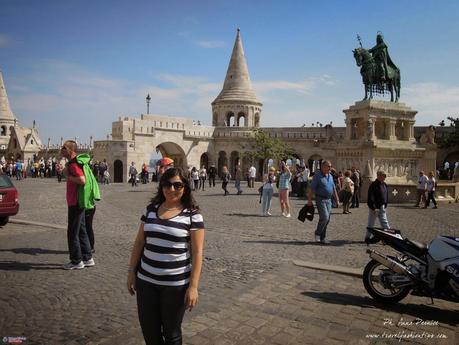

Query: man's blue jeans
left=367, top=206, right=390, bottom=229
left=67, top=206, right=92, bottom=264
left=235, top=180, right=241, bottom=192
left=315, top=197, right=331, bottom=240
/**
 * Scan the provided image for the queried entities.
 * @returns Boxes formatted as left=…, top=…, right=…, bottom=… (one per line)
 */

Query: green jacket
left=76, top=154, right=101, bottom=209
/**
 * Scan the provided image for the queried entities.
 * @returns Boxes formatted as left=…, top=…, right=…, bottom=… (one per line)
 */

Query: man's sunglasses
left=161, top=181, right=185, bottom=190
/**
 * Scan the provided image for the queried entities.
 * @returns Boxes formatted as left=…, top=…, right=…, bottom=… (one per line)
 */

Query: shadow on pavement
left=301, top=291, right=458, bottom=326
left=0, top=261, right=63, bottom=271
left=225, top=213, right=267, bottom=217
left=0, top=248, right=68, bottom=255
left=244, top=239, right=361, bottom=247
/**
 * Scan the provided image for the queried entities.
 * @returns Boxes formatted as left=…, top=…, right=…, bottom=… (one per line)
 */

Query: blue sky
left=1, top=0, right=459, bottom=144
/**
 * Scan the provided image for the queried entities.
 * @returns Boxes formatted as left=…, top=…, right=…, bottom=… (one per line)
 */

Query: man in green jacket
left=77, top=153, right=101, bottom=253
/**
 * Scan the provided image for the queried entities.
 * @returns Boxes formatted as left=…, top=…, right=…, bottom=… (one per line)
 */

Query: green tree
left=439, top=117, right=459, bottom=148
left=241, top=129, right=296, bottom=175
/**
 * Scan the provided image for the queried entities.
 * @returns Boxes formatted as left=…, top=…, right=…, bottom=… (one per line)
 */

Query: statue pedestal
left=338, top=100, right=437, bottom=202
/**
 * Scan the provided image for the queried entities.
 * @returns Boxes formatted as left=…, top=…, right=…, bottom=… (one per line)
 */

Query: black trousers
left=136, top=278, right=188, bottom=345
left=85, top=207, right=96, bottom=251
left=425, top=191, right=437, bottom=207
left=67, top=206, right=92, bottom=263
left=208, top=176, right=216, bottom=187
left=222, top=181, right=229, bottom=194
left=351, top=188, right=360, bottom=207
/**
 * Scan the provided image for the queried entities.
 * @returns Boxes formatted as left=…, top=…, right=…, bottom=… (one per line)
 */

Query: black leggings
left=136, top=278, right=188, bottom=345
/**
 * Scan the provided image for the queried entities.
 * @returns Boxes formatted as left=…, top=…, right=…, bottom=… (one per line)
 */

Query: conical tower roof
left=212, top=29, right=261, bottom=105
left=0, top=71, right=16, bottom=121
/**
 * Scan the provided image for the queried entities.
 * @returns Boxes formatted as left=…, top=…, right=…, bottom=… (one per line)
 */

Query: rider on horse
left=368, top=33, right=398, bottom=82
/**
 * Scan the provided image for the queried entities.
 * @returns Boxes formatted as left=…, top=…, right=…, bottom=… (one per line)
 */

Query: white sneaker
left=267, top=212, right=272, bottom=216
left=315, top=235, right=321, bottom=243
left=321, top=239, right=331, bottom=245
left=83, top=258, right=95, bottom=267
left=285, top=213, right=291, bottom=218
left=63, top=261, right=84, bottom=270
left=281, top=212, right=286, bottom=217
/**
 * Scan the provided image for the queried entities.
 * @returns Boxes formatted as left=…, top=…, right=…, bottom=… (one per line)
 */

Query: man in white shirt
left=414, top=171, right=428, bottom=207
left=248, top=165, right=256, bottom=188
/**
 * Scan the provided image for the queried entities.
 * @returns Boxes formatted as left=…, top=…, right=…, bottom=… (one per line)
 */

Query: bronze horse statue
left=353, top=47, right=400, bottom=102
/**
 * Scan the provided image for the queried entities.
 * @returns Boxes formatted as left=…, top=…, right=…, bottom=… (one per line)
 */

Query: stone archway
left=308, top=154, right=323, bottom=173
left=230, top=151, right=240, bottom=175
left=218, top=151, right=228, bottom=176
left=237, top=112, right=246, bottom=127
left=200, top=153, right=209, bottom=169
left=114, top=160, right=123, bottom=183
left=155, top=141, right=187, bottom=169
left=226, top=112, right=235, bottom=127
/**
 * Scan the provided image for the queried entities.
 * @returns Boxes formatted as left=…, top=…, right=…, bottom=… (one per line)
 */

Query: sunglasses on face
left=161, top=181, right=185, bottom=190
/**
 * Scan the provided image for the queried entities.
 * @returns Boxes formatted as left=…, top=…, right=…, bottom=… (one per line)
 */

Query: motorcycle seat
left=405, top=238, right=428, bottom=252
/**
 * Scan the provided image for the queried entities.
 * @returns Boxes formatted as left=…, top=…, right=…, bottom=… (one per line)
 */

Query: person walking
left=261, top=167, right=276, bottom=216
left=129, top=162, right=138, bottom=187
left=127, top=168, right=205, bottom=345
left=342, top=170, right=354, bottom=214
left=366, top=171, right=391, bottom=243
left=191, top=167, right=199, bottom=191
left=198, top=166, right=207, bottom=191
left=278, top=163, right=292, bottom=217
left=414, top=171, right=428, bottom=207
left=425, top=171, right=438, bottom=209
left=15, top=159, right=23, bottom=180
left=248, top=164, right=256, bottom=188
left=307, top=160, right=340, bottom=244
left=350, top=167, right=360, bottom=208
left=60, top=140, right=94, bottom=270
left=234, top=164, right=243, bottom=195
left=221, top=166, right=231, bottom=196
left=103, top=169, right=110, bottom=185
left=208, top=165, right=217, bottom=187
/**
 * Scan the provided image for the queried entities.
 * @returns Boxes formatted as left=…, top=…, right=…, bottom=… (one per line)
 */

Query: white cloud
left=253, top=75, right=336, bottom=99
left=7, top=60, right=344, bottom=144
left=404, top=82, right=459, bottom=125
left=196, top=40, right=225, bottom=48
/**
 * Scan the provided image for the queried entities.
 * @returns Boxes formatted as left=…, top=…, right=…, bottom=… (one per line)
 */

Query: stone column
left=345, top=118, right=351, bottom=140
left=389, top=120, right=397, bottom=140
left=367, top=118, right=376, bottom=141
left=408, top=121, right=416, bottom=142
left=384, top=120, right=391, bottom=140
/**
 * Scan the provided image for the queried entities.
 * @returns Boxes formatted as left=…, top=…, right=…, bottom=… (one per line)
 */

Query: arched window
left=237, top=112, right=246, bottom=127
left=226, top=112, right=235, bottom=127
left=0, top=126, right=6, bottom=136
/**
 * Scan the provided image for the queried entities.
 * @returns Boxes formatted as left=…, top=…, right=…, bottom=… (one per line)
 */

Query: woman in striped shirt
left=127, top=168, right=205, bottom=345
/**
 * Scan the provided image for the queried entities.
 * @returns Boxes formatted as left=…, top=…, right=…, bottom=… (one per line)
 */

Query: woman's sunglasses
left=161, top=181, right=185, bottom=190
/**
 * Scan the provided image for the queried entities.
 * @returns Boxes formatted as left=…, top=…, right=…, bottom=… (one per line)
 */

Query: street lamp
left=146, top=94, right=151, bottom=114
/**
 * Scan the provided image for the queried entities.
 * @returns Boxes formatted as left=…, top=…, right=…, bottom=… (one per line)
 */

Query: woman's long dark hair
left=151, top=167, right=199, bottom=211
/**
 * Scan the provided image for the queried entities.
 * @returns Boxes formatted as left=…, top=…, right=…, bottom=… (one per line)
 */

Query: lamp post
left=146, top=94, right=151, bottom=114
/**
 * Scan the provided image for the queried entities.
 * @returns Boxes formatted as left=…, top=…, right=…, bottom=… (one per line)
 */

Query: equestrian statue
left=353, top=33, right=401, bottom=102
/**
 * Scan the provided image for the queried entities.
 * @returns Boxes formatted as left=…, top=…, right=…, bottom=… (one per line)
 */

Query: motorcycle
left=363, top=227, right=459, bottom=304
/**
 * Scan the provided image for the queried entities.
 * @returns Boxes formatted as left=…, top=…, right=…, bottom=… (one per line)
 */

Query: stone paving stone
left=1, top=179, right=458, bottom=345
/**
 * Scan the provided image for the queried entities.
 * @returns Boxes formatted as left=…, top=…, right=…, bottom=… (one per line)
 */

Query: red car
left=0, top=174, right=19, bottom=226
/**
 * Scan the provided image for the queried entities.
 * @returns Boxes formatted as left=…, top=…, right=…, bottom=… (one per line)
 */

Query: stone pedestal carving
left=339, top=100, right=437, bottom=201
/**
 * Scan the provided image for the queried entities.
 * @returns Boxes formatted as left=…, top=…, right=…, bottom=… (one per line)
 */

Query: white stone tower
left=212, top=29, right=262, bottom=128
left=0, top=71, right=18, bottom=149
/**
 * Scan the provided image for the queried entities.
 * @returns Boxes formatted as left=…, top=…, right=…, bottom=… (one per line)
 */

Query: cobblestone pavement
left=0, top=179, right=458, bottom=345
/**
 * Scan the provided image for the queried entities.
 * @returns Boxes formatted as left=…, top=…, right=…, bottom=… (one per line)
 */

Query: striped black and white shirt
left=137, top=203, right=205, bottom=286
